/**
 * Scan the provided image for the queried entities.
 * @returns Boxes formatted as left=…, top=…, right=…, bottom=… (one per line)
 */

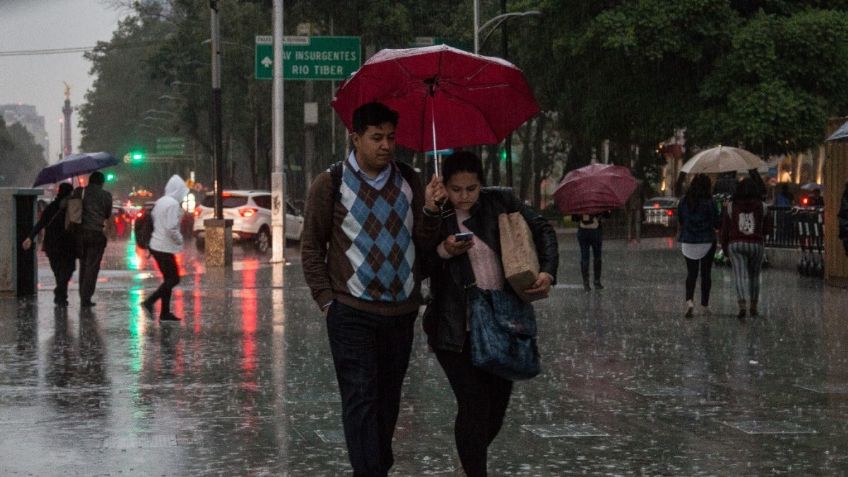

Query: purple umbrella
left=33, top=152, right=119, bottom=187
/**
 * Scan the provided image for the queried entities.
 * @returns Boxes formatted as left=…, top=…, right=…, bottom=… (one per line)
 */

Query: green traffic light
left=499, top=148, right=507, bottom=161
left=105, top=172, right=116, bottom=182
left=131, top=151, right=144, bottom=162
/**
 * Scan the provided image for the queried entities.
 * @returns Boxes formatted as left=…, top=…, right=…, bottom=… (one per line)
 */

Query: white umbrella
left=680, top=146, right=766, bottom=174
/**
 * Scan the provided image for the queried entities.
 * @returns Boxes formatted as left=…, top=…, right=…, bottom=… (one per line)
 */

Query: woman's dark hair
left=441, top=151, right=485, bottom=185
left=684, top=174, right=712, bottom=208
left=56, top=182, right=73, bottom=199
left=732, top=177, right=761, bottom=201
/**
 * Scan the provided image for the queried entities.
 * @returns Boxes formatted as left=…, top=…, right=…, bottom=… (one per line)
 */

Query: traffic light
left=127, top=150, right=145, bottom=163
left=105, top=172, right=116, bottom=182
left=499, top=147, right=507, bottom=161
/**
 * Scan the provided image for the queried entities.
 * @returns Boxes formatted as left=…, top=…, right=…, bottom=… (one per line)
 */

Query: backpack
left=134, top=211, right=154, bottom=250
left=64, top=187, right=84, bottom=232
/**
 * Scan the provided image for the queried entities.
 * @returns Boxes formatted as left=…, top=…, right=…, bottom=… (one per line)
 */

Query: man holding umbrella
left=75, top=171, right=112, bottom=307
left=301, top=102, right=443, bottom=476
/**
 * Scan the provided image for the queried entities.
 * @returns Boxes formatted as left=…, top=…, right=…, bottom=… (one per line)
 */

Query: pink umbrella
left=554, top=164, right=638, bottom=215
left=331, top=45, right=539, bottom=173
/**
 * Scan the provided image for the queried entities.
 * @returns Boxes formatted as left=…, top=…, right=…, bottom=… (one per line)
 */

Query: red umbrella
left=554, top=164, right=638, bottom=215
left=331, top=45, right=539, bottom=170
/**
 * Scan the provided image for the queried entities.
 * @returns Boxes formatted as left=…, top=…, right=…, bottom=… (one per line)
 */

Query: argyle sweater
left=301, top=160, right=441, bottom=317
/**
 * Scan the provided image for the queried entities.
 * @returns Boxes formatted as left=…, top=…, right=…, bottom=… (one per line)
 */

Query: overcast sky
left=0, top=0, right=126, bottom=163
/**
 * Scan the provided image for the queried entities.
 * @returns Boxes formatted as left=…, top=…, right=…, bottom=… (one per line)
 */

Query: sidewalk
left=1, top=238, right=847, bottom=475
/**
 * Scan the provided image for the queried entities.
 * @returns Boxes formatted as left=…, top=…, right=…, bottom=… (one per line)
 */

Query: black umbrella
left=32, top=152, right=119, bottom=187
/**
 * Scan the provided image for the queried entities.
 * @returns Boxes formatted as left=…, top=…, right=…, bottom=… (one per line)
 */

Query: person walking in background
left=422, top=151, right=558, bottom=477
left=720, top=178, right=772, bottom=319
left=142, top=175, right=189, bottom=322
left=21, top=183, right=76, bottom=307
left=774, top=184, right=794, bottom=208
left=76, top=171, right=112, bottom=308
left=625, top=181, right=644, bottom=243
left=677, top=174, right=720, bottom=318
left=301, top=102, right=442, bottom=477
left=572, top=212, right=610, bottom=291
left=839, top=181, right=848, bottom=256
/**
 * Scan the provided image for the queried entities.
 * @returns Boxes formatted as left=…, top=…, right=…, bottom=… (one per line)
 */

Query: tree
left=0, top=118, right=46, bottom=186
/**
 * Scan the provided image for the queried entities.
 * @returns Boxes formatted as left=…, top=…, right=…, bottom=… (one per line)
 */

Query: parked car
left=643, top=196, right=679, bottom=227
left=192, top=190, right=304, bottom=253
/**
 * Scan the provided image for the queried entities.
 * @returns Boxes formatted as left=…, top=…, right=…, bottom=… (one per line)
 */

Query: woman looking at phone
left=422, top=151, right=558, bottom=477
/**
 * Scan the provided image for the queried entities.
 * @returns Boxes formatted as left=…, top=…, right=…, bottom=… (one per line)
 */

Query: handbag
left=498, top=211, right=540, bottom=302
left=468, top=286, right=541, bottom=381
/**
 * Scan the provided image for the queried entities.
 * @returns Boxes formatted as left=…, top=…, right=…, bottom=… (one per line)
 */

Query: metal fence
left=764, top=206, right=823, bottom=249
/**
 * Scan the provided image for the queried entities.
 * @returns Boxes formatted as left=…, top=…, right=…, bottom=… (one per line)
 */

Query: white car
left=192, top=190, right=304, bottom=253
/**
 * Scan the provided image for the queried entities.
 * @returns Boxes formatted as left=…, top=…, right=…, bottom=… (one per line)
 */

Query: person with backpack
left=142, top=175, right=189, bottom=322
left=301, top=102, right=443, bottom=476
left=21, top=183, right=76, bottom=306
left=720, top=178, right=773, bottom=319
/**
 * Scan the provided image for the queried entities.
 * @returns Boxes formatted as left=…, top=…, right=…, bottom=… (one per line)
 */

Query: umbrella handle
left=431, top=100, right=439, bottom=178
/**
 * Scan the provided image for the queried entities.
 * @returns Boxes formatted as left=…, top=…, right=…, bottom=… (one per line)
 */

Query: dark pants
left=436, top=338, right=513, bottom=477
left=326, top=302, right=416, bottom=477
left=684, top=242, right=716, bottom=306
left=577, top=228, right=602, bottom=267
left=146, top=250, right=180, bottom=316
left=77, top=230, right=107, bottom=304
left=47, top=252, right=75, bottom=305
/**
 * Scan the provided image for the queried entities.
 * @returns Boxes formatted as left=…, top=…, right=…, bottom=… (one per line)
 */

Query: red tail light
left=801, top=197, right=809, bottom=206
left=136, top=211, right=144, bottom=219
left=239, top=207, right=257, bottom=218
left=666, top=209, right=674, bottom=216
left=194, top=207, right=202, bottom=217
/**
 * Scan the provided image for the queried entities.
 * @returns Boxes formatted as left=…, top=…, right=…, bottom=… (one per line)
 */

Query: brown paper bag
left=498, top=212, right=541, bottom=302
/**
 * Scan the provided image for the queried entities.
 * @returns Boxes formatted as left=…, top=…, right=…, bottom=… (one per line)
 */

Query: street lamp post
left=473, top=2, right=541, bottom=188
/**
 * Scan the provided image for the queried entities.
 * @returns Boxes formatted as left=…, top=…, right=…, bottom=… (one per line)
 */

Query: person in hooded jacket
left=142, top=175, right=189, bottom=321
left=720, top=178, right=773, bottom=319
left=21, top=183, right=76, bottom=306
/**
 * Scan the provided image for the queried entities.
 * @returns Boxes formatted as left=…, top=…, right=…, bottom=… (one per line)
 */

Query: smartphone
left=454, top=232, right=474, bottom=241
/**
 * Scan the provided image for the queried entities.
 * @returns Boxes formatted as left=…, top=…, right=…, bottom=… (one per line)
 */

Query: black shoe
left=583, top=282, right=592, bottom=292
left=160, top=313, right=182, bottom=322
left=593, top=282, right=604, bottom=290
left=142, top=300, right=154, bottom=316
left=81, top=301, right=96, bottom=307
left=737, top=309, right=747, bottom=320
left=685, top=307, right=694, bottom=319
left=54, top=299, right=69, bottom=307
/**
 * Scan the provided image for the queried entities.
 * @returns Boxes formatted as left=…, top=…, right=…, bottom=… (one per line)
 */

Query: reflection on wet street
left=1, top=236, right=847, bottom=475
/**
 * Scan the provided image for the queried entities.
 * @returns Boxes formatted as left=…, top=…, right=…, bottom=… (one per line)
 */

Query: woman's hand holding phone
left=442, top=232, right=474, bottom=256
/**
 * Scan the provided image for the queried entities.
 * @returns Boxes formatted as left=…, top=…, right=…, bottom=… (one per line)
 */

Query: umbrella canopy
left=800, top=182, right=823, bottom=191
left=553, top=164, right=638, bottom=215
left=331, top=44, right=539, bottom=153
left=826, top=120, right=848, bottom=142
left=33, top=152, right=119, bottom=187
left=680, top=146, right=765, bottom=174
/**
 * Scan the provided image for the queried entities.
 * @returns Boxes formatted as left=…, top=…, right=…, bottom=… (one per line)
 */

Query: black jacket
left=76, top=183, right=112, bottom=233
left=29, top=197, right=75, bottom=257
left=839, top=185, right=848, bottom=240
left=422, top=188, right=559, bottom=352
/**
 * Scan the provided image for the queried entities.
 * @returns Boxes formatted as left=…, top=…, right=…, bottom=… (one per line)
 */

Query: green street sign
left=255, top=35, right=361, bottom=81
left=156, top=136, right=185, bottom=156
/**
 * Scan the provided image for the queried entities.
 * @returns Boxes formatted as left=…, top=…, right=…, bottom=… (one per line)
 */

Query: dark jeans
left=435, top=338, right=513, bottom=477
left=577, top=228, right=603, bottom=267
left=684, top=242, right=716, bottom=306
left=77, top=230, right=107, bottom=304
left=146, top=250, right=180, bottom=316
left=47, top=252, right=75, bottom=304
left=326, top=301, right=416, bottom=477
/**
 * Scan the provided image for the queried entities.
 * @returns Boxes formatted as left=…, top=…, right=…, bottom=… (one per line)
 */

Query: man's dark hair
left=352, top=102, right=398, bottom=135
left=732, top=177, right=760, bottom=201
left=89, top=171, right=105, bottom=185
left=56, top=182, right=73, bottom=199
left=441, top=151, right=485, bottom=185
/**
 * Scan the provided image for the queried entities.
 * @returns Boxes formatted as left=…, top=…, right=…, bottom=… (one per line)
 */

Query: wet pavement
left=2, top=234, right=848, bottom=476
